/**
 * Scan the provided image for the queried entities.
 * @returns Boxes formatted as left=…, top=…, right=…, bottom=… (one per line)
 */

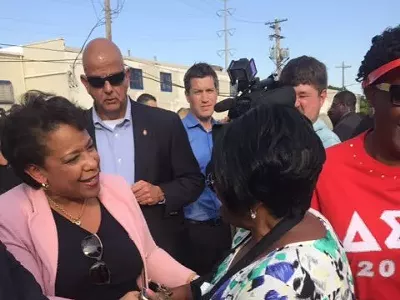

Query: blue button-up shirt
left=182, top=112, right=220, bottom=221
left=92, top=100, right=135, bottom=184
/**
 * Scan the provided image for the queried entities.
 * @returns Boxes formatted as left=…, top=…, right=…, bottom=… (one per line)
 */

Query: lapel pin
left=143, top=129, right=148, bottom=136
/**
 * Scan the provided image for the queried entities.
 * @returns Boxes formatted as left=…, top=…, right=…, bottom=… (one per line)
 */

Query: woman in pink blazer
left=0, top=91, right=196, bottom=300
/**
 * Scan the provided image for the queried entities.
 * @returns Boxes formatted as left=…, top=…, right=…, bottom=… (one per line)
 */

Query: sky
left=1, top=0, right=399, bottom=94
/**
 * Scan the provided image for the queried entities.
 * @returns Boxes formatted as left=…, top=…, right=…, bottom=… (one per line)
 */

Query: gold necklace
left=47, top=196, right=87, bottom=226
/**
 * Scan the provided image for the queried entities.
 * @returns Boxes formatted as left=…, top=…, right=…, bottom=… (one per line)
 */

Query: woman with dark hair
left=0, top=91, right=196, bottom=300
left=312, top=25, right=400, bottom=299
left=143, top=102, right=354, bottom=300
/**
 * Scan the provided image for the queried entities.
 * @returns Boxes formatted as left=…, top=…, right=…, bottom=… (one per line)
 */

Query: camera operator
left=280, top=56, right=341, bottom=148
left=181, top=63, right=232, bottom=276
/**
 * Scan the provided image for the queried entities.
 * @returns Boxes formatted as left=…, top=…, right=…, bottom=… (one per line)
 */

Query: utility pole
left=266, top=19, right=289, bottom=76
left=217, top=0, right=235, bottom=70
left=105, top=0, right=112, bottom=40
left=336, top=61, right=351, bottom=89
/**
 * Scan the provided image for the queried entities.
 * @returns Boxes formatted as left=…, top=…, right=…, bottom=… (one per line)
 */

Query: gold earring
left=41, top=182, right=50, bottom=190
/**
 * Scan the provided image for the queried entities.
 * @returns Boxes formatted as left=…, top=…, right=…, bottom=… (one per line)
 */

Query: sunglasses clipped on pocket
left=81, top=234, right=111, bottom=285
left=85, top=71, right=126, bottom=88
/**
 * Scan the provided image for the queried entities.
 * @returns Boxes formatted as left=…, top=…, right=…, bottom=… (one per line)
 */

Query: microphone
left=214, top=98, right=236, bottom=113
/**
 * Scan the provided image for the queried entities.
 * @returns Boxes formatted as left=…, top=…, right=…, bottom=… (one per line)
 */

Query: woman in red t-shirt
left=312, top=26, right=400, bottom=300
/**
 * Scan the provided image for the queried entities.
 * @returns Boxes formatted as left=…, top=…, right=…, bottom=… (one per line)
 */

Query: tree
left=328, top=85, right=346, bottom=91
left=359, top=95, right=371, bottom=115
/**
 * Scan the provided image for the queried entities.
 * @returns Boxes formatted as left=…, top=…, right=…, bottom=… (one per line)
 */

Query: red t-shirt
left=312, top=132, right=400, bottom=300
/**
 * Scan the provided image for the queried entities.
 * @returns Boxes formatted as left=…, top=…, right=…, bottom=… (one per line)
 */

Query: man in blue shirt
left=182, top=63, right=232, bottom=275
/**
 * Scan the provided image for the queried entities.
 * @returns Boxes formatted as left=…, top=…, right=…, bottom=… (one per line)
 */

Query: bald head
left=82, top=38, right=124, bottom=74
left=80, top=38, right=130, bottom=121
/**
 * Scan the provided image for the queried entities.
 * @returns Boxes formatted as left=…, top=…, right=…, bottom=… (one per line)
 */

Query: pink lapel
left=26, top=186, right=58, bottom=292
left=24, top=176, right=149, bottom=292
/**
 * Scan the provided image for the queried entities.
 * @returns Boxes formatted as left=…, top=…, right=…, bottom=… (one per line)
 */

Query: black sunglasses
left=375, top=83, right=400, bottom=105
left=81, top=234, right=111, bottom=285
left=85, top=71, right=126, bottom=88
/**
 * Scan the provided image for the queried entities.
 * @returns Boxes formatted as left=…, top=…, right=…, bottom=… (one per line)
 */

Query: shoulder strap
left=200, top=214, right=304, bottom=299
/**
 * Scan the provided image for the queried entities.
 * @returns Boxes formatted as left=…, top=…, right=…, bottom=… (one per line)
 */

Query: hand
left=141, top=289, right=169, bottom=300
left=143, top=285, right=192, bottom=300
left=132, top=180, right=164, bottom=206
left=120, top=291, right=141, bottom=300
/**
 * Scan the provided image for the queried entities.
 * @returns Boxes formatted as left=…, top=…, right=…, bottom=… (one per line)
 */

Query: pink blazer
left=0, top=173, right=194, bottom=300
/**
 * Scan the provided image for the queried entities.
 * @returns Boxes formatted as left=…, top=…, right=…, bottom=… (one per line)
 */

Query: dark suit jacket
left=0, top=165, right=21, bottom=195
left=85, top=100, right=204, bottom=260
left=333, top=112, right=362, bottom=142
left=351, top=114, right=374, bottom=138
left=0, top=242, right=47, bottom=300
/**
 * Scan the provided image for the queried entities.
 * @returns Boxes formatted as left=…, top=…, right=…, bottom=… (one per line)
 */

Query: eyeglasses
left=85, top=71, right=126, bottom=88
left=375, top=83, right=400, bottom=105
left=81, top=234, right=111, bottom=285
left=206, top=172, right=215, bottom=193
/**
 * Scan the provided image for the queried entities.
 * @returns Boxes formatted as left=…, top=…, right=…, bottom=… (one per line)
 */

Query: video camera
left=205, top=58, right=296, bottom=194
left=214, top=58, right=294, bottom=119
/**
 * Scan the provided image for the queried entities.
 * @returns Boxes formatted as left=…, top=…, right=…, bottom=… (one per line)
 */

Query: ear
left=320, top=89, right=327, bottom=106
left=25, top=164, right=48, bottom=186
left=80, top=75, right=90, bottom=91
left=125, top=68, right=131, bottom=83
left=185, top=90, right=191, bottom=104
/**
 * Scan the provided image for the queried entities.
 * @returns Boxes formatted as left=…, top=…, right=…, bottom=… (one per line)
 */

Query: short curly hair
left=212, top=104, right=326, bottom=219
left=357, top=25, right=400, bottom=83
left=1, top=90, right=86, bottom=189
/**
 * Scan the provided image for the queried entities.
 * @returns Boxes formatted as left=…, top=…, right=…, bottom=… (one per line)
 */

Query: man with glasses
left=81, top=38, right=204, bottom=262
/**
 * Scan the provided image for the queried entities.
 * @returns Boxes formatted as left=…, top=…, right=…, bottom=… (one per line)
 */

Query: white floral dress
left=204, top=209, right=355, bottom=300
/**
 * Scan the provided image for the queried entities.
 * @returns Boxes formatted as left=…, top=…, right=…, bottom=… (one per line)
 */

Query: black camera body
left=215, top=58, right=290, bottom=119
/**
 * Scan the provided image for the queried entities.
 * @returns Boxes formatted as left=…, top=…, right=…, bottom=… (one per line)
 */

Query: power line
left=68, top=18, right=106, bottom=88
left=43, top=0, right=87, bottom=6
left=0, top=42, right=77, bottom=53
left=0, top=59, right=78, bottom=63
left=175, top=0, right=212, bottom=14
left=90, top=0, right=101, bottom=20
left=0, top=57, right=231, bottom=96
left=232, top=16, right=265, bottom=24
left=0, top=17, right=55, bottom=26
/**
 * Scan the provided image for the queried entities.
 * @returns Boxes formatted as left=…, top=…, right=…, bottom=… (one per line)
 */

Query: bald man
left=81, top=38, right=204, bottom=262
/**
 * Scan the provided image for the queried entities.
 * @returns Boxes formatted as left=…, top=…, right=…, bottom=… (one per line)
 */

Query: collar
left=92, top=97, right=132, bottom=126
left=313, top=118, right=326, bottom=132
left=183, top=112, right=217, bottom=130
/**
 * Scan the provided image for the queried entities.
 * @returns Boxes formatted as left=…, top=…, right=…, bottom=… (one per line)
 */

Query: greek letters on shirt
left=343, top=210, right=400, bottom=278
